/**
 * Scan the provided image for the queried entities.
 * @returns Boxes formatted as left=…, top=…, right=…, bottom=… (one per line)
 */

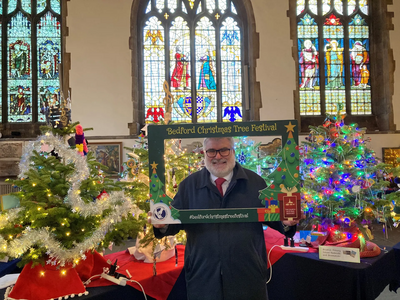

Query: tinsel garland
left=0, top=208, right=22, bottom=228
left=19, top=132, right=130, bottom=217
left=0, top=132, right=135, bottom=265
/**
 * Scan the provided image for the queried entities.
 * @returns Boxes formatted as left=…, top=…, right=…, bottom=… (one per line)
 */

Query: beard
left=205, top=157, right=236, bottom=178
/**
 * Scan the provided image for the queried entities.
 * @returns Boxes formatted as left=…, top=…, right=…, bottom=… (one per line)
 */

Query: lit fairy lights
left=0, top=132, right=135, bottom=266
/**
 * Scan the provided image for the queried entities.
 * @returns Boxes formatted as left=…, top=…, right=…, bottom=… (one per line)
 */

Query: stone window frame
left=128, top=0, right=262, bottom=134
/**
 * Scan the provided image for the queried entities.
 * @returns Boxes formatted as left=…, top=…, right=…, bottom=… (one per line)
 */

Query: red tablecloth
left=87, top=245, right=185, bottom=300
left=87, top=228, right=313, bottom=300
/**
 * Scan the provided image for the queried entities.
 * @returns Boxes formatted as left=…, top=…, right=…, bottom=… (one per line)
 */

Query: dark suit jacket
left=154, top=163, right=295, bottom=300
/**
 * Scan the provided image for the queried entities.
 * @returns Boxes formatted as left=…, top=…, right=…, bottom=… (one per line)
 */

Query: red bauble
left=270, top=184, right=275, bottom=189
left=162, top=194, right=166, bottom=197
left=277, top=167, right=282, bottom=172
left=295, top=146, right=299, bottom=150
left=296, top=166, right=300, bottom=171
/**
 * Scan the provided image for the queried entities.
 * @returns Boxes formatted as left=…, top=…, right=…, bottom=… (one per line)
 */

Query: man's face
left=204, top=138, right=235, bottom=178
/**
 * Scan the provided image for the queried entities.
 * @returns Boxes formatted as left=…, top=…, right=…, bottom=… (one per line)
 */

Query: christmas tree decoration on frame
left=258, top=121, right=301, bottom=222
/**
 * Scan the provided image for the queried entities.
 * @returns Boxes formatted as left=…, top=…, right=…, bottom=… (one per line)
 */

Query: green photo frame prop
left=148, top=120, right=301, bottom=224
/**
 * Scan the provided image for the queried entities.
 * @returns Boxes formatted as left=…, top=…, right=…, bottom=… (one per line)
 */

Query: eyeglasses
left=205, top=148, right=231, bottom=158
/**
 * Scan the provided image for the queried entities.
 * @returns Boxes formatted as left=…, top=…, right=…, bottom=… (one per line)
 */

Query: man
left=153, top=137, right=297, bottom=300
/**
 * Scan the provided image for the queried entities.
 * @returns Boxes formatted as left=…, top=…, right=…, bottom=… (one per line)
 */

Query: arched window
left=292, top=0, right=395, bottom=132
left=133, top=0, right=259, bottom=127
left=0, top=0, right=64, bottom=138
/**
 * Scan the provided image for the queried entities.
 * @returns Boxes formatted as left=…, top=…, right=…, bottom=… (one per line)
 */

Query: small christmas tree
left=301, top=105, right=391, bottom=235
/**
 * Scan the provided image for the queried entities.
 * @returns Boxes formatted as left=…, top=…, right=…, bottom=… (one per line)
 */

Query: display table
left=0, top=235, right=399, bottom=300
left=267, top=244, right=400, bottom=300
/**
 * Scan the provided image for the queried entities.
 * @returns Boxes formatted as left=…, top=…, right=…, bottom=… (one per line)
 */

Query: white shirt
left=210, top=171, right=234, bottom=196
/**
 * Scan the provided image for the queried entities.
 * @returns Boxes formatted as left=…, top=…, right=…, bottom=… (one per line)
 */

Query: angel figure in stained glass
left=198, top=51, right=216, bottom=91
left=325, top=40, right=343, bottom=89
left=171, top=47, right=190, bottom=90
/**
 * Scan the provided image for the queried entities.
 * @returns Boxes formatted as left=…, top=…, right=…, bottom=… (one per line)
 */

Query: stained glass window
left=0, top=0, right=62, bottom=124
left=141, top=0, right=244, bottom=124
left=296, top=0, right=371, bottom=117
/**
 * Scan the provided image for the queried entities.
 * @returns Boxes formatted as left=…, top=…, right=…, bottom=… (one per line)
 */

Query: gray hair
left=203, top=137, right=235, bottom=149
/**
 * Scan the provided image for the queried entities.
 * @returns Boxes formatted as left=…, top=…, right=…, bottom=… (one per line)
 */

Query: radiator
left=0, top=183, right=19, bottom=195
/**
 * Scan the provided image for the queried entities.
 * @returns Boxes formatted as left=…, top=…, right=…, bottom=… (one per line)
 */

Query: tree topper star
left=150, top=161, right=158, bottom=169
left=285, top=121, right=296, bottom=133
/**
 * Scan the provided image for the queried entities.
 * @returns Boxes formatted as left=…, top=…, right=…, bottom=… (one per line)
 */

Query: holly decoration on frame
left=149, top=161, right=180, bottom=220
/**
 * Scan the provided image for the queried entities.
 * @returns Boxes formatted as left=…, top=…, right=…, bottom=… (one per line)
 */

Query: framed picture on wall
left=382, top=147, right=400, bottom=168
left=88, top=142, right=123, bottom=177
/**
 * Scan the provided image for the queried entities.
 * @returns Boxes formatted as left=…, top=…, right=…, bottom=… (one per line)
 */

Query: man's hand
left=283, top=212, right=306, bottom=227
left=147, top=212, right=168, bottom=229
left=282, top=220, right=299, bottom=227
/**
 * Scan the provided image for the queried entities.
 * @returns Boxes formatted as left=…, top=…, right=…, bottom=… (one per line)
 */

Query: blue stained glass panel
left=143, top=17, right=166, bottom=124
left=37, top=12, right=61, bottom=122
left=0, top=2, right=2, bottom=14
left=8, top=12, right=32, bottom=122
left=220, top=17, right=242, bottom=122
left=37, top=0, right=47, bottom=14
left=50, top=0, right=61, bottom=14
left=21, top=0, right=31, bottom=14
left=170, top=17, right=191, bottom=123
left=195, top=17, right=217, bottom=123
left=8, top=0, right=17, bottom=14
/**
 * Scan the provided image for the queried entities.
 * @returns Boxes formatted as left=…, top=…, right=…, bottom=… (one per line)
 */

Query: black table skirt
left=0, top=243, right=399, bottom=300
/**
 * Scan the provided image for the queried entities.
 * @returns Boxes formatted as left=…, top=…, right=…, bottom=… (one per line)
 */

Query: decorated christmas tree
left=234, top=136, right=282, bottom=180
left=0, top=122, right=142, bottom=299
left=301, top=105, right=391, bottom=235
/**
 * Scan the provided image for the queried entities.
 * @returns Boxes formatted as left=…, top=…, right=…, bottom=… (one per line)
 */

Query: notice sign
left=319, top=246, right=360, bottom=264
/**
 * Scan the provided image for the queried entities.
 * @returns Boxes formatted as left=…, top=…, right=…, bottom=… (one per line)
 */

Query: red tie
left=215, top=178, right=226, bottom=196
